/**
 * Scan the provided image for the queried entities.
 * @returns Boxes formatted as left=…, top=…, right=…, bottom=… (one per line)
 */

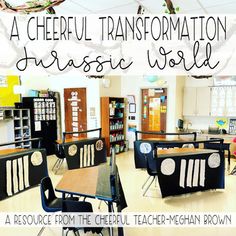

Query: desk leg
left=228, top=149, right=231, bottom=166
left=117, top=205, right=124, bottom=236
left=62, top=193, right=66, bottom=236
left=108, top=202, right=114, bottom=236
left=107, top=202, right=124, bottom=236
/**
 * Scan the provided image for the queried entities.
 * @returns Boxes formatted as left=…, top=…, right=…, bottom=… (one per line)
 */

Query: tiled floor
left=1, top=150, right=236, bottom=236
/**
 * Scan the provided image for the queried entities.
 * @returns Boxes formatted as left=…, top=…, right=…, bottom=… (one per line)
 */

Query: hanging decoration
left=146, top=75, right=159, bottom=83
left=0, top=0, right=64, bottom=14
left=163, top=0, right=178, bottom=14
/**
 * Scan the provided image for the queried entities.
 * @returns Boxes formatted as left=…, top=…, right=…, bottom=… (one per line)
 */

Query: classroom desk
left=134, top=137, right=229, bottom=168
left=155, top=148, right=224, bottom=197
left=56, top=163, right=127, bottom=236
left=144, top=138, right=232, bottom=164
left=55, top=137, right=107, bottom=170
left=0, top=148, right=47, bottom=200
left=134, top=139, right=202, bottom=169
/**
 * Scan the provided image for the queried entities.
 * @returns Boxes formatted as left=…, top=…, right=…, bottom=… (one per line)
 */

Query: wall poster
left=0, top=75, right=20, bottom=107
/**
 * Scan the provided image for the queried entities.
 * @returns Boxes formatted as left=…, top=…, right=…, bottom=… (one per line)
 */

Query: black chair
left=141, top=143, right=159, bottom=197
left=62, top=199, right=103, bottom=236
left=39, top=176, right=78, bottom=236
left=204, top=138, right=231, bottom=166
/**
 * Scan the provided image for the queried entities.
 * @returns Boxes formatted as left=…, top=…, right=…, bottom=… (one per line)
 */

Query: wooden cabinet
left=101, top=97, right=125, bottom=155
left=0, top=108, right=31, bottom=148
left=183, top=87, right=211, bottom=116
left=196, top=87, right=211, bottom=116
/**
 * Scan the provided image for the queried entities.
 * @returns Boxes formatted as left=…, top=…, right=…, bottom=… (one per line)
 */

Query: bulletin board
left=0, top=75, right=21, bottom=107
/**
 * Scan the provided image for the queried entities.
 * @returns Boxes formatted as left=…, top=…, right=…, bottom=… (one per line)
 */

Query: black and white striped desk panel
left=62, top=138, right=107, bottom=170
left=0, top=148, right=48, bottom=200
left=156, top=149, right=224, bottom=197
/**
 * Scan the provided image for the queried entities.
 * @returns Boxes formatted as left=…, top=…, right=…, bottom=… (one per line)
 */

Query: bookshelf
left=0, top=108, right=31, bottom=148
left=101, top=97, right=126, bottom=155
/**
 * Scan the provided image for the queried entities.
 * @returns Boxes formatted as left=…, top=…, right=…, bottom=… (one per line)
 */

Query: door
left=64, top=88, right=87, bottom=138
left=141, top=88, right=167, bottom=139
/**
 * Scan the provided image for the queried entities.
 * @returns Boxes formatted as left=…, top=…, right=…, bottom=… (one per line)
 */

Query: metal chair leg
left=98, top=200, right=102, bottom=209
left=37, top=226, right=45, bottom=236
left=72, top=229, right=80, bottom=236
left=54, top=159, right=61, bottom=174
left=154, top=176, right=158, bottom=187
left=143, top=176, right=155, bottom=197
left=54, top=159, right=62, bottom=171
left=52, top=159, right=60, bottom=171
left=55, top=159, right=64, bottom=174
left=142, top=175, right=151, bottom=189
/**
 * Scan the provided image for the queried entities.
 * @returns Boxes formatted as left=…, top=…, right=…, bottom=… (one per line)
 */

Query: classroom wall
left=99, top=76, right=121, bottom=97
left=120, top=76, right=180, bottom=148
left=175, top=76, right=186, bottom=122
left=21, top=75, right=101, bottom=137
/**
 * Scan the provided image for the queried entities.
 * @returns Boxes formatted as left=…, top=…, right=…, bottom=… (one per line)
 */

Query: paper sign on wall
left=215, top=118, right=228, bottom=129
left=35, top=121, right=41, bottom=131
left=148, top=89, right=155, bottom=97
left=161, top=106, right=167, bottom=113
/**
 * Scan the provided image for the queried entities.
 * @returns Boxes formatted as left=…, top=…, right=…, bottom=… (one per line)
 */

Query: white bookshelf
left=0, top=108, right=31, bottom=148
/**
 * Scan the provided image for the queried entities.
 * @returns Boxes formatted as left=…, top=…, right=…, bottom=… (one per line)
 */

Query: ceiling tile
left=172, top=0, right=202, bottom=12
left=67, top=0, right=134, bottom=13
left=198, top=0, right=235, bottom=8
left=54, top=0, right=236, bottom=14
left=205, top=2, right=236, bottom=13
left=140, top=0, right=169, bottom=14
left=56, top=1, right=92, bottom=14
left=98, top=2, right=140, bottom=14
left=186, top=8, right=207, bottom=14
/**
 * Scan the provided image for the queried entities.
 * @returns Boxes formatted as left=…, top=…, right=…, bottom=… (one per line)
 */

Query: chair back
left=54, top=143, right=65, bottom=159
left=40, top=176, right=59, bottom=212
left=62, top=200, right=93, bottom=213
left=138, top=141, right=157, bottom=175
left=62, top=200, right=103, bottom=234
left=110, top=148, right=118, bottom=200
left=146, top=146, right=158, bottom=176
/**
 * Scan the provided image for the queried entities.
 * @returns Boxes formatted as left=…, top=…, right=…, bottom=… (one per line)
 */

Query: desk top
left=0, top=148, right=26, bottom=157
left=55, top=164, right=112, bottom=201
left=143, top=137, right=232, bottom=144
left=56, top=137, right=90, bottom=144
left=157, top=148, right=218, bottom=158
left=56, top=137, right=101, bottom=145
left=143, top=137, right=200, bottom=142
